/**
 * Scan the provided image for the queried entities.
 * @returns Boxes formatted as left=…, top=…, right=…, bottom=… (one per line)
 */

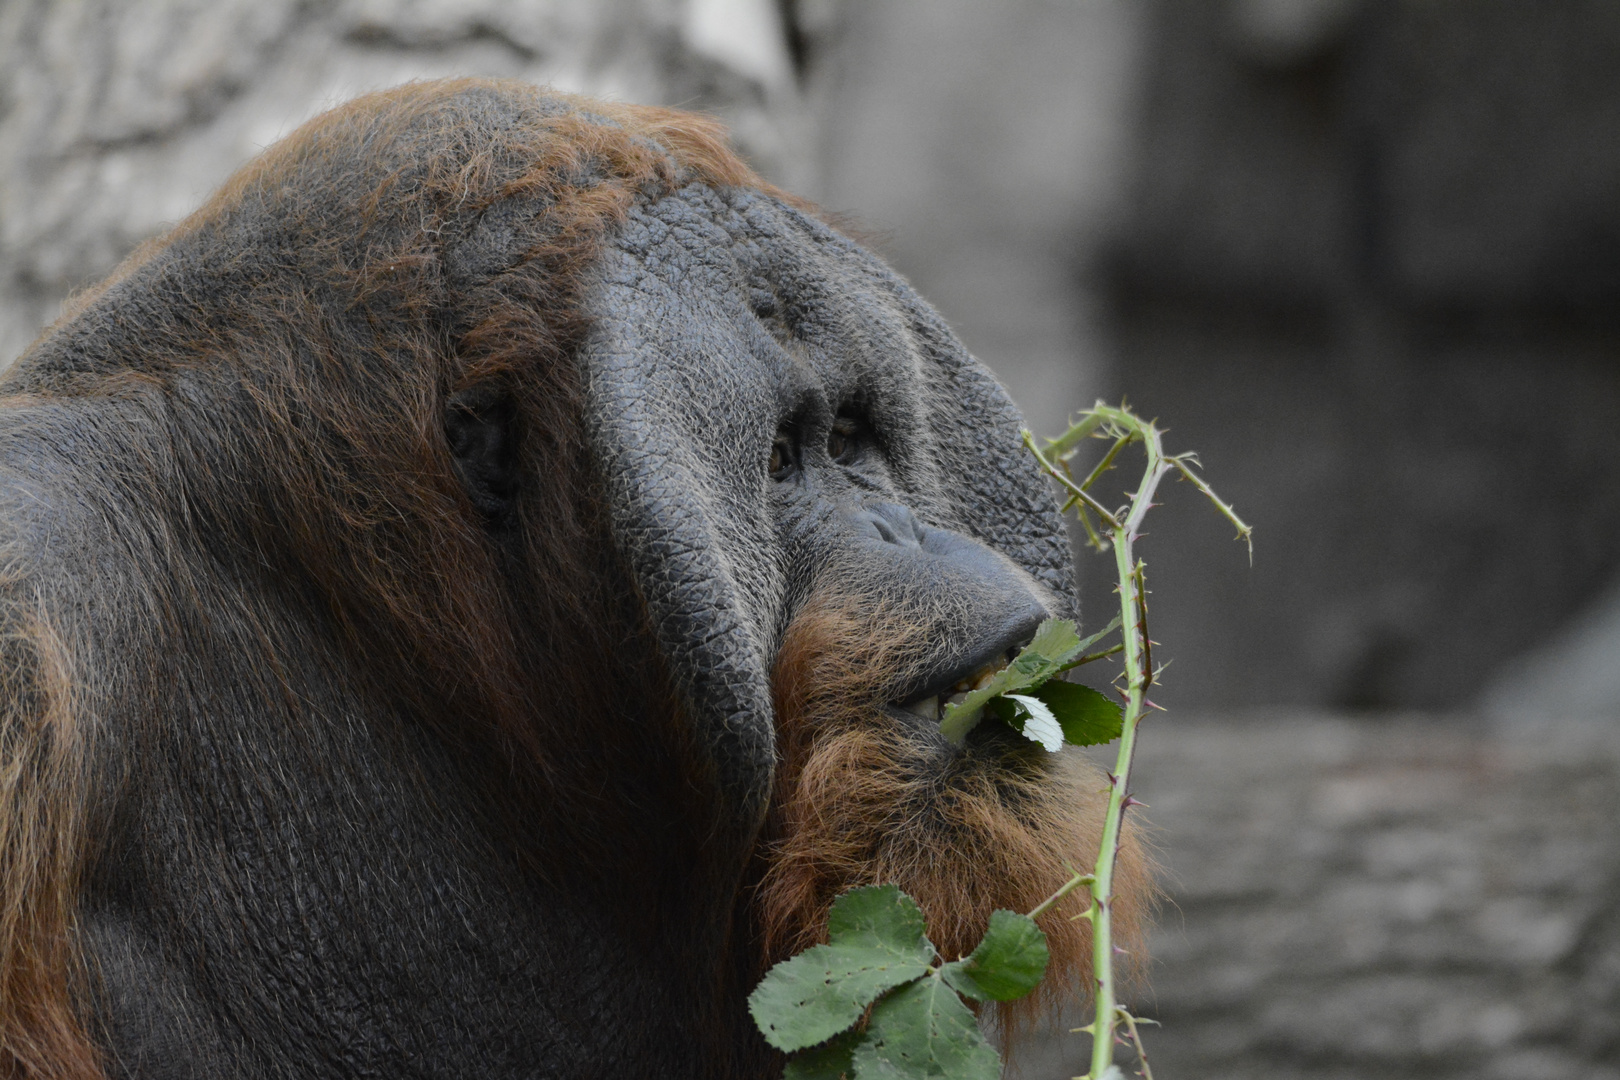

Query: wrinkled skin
left=0, top=81, right=1138, bottom=1080
left=582, top=180, right=1073, bottom=826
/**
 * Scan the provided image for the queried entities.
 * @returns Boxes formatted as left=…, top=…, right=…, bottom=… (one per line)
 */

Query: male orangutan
left=0, top=80, right=1150, bottom=1078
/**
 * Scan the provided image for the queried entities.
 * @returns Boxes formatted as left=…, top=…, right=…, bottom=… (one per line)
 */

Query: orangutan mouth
left=891, top=627, right=1035, bottom=724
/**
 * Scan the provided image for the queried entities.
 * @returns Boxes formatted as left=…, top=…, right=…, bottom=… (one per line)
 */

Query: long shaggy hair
left=0, top=79, right=798, bottom=1080
left=755, top=576, right=1156, bottom=1035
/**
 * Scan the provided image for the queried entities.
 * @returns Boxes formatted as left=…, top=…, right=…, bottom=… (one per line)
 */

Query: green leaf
left=1021, top=618, right=1085, bottom=673
left=850, top=974, right=1001, bottom=1080
left=1002, top=694, right=1063, bottom=752
left=940, top=910, right=1049, bottom=1002
left=938, top=618, right=1083, bottom=744
left=1030, top=681, right=1123, bottom=747
left=1057, top=614, right=1123, bottom=671
left=749, top=886, right=936, bottom=1052
left=785, top=1030, right=860, bottom=1080
left=824, top=883, right=930, bottom=951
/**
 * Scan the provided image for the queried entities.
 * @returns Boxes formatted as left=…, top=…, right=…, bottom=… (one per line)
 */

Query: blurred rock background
left=2, top=0, right=1616, bottom=1076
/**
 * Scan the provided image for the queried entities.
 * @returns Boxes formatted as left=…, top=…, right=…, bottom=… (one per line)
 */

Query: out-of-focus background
left=2, top=1, right=1616, bottom=1076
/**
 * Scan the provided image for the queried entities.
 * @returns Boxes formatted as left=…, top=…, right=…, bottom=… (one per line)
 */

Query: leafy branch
left=749, top=881, right=1085, bottom=1079
left=1028, top=401, right=1249, bottom=1080
left=749, top=401, right=1249, bottom=1079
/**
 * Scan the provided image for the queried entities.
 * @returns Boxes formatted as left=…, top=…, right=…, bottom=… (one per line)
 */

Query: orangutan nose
left=850, top=502, right=927, bottom=550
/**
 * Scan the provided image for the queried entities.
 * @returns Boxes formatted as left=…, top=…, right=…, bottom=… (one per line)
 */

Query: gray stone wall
left=1103, top=0, right=1620, bottom=712
left=808, top=0, right=1142, bottom=440
left=1016, top=713, right=1620, bottom=1079
left=0, top=0, right=821, bottom=368
left=1139, top=712, right=1620, bottom=1079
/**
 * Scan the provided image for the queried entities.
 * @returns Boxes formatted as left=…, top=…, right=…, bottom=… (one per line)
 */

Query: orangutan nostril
left=850, top=503, right=926, bottom=551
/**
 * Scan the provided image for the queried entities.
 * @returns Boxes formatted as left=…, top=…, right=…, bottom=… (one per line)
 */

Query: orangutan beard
left=753, top=584, right=1155, bottom=1034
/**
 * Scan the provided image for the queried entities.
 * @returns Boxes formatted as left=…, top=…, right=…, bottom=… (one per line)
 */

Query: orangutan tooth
left=945, top=691, right=968, bottom=708
left=898, top=696, right=937, bottom=721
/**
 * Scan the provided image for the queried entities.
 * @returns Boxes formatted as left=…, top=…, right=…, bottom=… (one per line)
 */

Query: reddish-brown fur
left=0, top=592, right=98, bottom=1080
left=756, top=576, right=1155, bottom=1039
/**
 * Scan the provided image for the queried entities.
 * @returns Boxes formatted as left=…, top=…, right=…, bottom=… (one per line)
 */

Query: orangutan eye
left=827, top=417, right=861, bottom=465
left=769, top=430, right=797, bottom=479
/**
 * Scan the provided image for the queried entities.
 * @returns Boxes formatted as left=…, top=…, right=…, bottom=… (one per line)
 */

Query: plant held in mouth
left=750, top=401, right=1250, bottom=1080
left=935, top=616, right=1124, bottom=752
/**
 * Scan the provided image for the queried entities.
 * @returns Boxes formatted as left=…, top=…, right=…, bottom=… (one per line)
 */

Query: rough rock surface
left=0, top=0, right=817, bottom=367
left=1016, top=713, right=1620, bottom=1079
left=811, top=0, right=1142, bottom=440
left=1102, top=0, right=1620, bottom=712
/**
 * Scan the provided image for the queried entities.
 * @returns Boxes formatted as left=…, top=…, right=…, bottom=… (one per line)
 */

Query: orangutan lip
left=890, top=624, right=1039, bottom=720
left=895, top=662, right=1005, bottom=723
left=898, top=695, right=943, bottom=722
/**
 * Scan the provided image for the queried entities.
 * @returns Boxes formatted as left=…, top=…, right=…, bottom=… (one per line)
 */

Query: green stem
left=1042, top=406, right=1109, bottom=456
left=1058, top=642, right=1125, bottom=670
left=1171, top=455, right=1254, bottom=562
left=1087, top=516, right=1148, bottom=1080
left=1023, top=430, right=1123, bottom=533
left=1063, top=408, right=1169, bottom=1080
left=1032, top=402, right=1248, bottom=1080
left=1027, top=868, right=1095, bottom=921
left=1077, top=433, right=1134, bottom=494
left=1116, top=1008, right=1157, bottom=1080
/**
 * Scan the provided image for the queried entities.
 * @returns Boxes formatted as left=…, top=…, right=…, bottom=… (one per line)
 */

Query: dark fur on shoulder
left=1, top=81, right=800, bottom=1079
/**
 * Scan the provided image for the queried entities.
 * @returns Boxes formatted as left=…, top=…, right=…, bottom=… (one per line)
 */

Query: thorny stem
left=1024, top=432, right=1123, bottom=536
left=1058, top=432, right=1134, bottom=532
left=1028, top=867, right=1096, bottom=922
left=1085, top=504, right=1148, bottom=1080
left=1063, top=642, right=1125, bottom=669
left=1133, top=562, right=1152, bottom=694
left=1044, top=409, right=1110, bottom=455
left=1076, top=433, right=1134, bottom=496
left=1170, top=456, right=1253, bottom=563
left=1064, top=616, right=1123, bottom=663
left=1116, top=1009, right=1158, bottom=1080
left=1029, top=403, right=1248, bottom=1080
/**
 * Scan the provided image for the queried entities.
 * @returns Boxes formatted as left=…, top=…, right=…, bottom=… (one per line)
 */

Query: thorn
left=1114, top=945, right=1131, bottom=957
left=1122, top=794, right=1146, bottom=810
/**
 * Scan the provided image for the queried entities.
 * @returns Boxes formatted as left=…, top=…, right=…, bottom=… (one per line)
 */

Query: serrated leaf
left=938, top=618, right=1083, bottom=743
left=1030, top=681, right=1123, bottom=747
left=940, top=910, right=1049, bottom=1002
left=825, top=884, right=930, bottom=952
left=1024, top=618, right=1084, bottom=668
left=1003, top=694, right=1063, bottom=752
left=850, top=974, right=1001, bottom=1080
left=785, top=1029, right=860, bottom=1080
left=750, top=886, right=936, bottom=1052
